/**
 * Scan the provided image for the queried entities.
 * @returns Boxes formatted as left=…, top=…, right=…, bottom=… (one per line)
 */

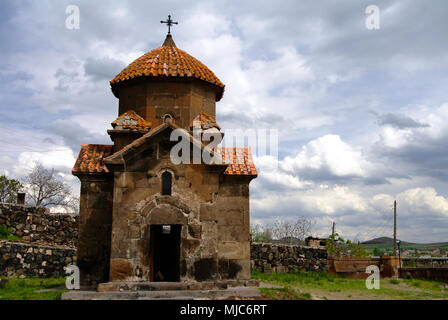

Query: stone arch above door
left=146, top=204, right=187, bottom=225
left=136, top=194, right=191, bottom=225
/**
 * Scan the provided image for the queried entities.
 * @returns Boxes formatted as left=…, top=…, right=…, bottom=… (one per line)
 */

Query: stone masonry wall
left=251, top=243, right=328, bottom=273
left=0, top=240, right=77, bottom=278
left=0, top=203, right=77, bottom=248
left=0, top=203, right=331, bottom=279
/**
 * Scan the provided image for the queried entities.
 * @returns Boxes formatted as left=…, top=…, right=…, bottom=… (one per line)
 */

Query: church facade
left=72, top=34, right=257, bottom=286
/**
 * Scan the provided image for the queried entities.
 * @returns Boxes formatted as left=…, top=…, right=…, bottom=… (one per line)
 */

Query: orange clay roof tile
left=111, top=110, right=151, bottom=131
left=110, top=36, right=225, bottom=101
left=219, top=147, right=258, bottom=176
left=72, top=144, right=113, bottom=175
left=72, top=144, right=257, bottom=177
left=190, top=112, right=221, bottom=130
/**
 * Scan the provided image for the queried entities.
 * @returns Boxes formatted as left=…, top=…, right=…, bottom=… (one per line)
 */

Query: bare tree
left=271, top=217, right=314, bottom=245
left=24, top=162, right=76, bottom=212
left=66, top=196, right=80, bottom=214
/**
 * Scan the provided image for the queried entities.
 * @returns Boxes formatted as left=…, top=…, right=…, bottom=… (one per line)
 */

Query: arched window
left=162, top=171, right=172, bottom=195
left=162, top=113, right=173, bottom=122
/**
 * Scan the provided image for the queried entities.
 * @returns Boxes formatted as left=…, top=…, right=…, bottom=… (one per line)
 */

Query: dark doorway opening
left=150, top=224, right=181, bottom=282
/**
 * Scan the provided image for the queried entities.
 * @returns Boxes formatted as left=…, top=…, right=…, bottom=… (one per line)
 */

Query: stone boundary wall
left=0, top=203, right=78, bottom=248
left=0, top=240, right=77, bottom=278
left=328, top=256, right=399, bottom=279
left=0, top=240, right=328, bottom=279
left=250, top=243, right=328, bottom=273
left=400, top=267, right=448, bottom=283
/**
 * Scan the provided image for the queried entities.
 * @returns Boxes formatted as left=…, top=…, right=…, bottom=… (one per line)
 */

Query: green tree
left=373, top=247, right=384, bottom=256
left=326, top=233, right=368, bottom=258
left=250, top=224, right=272, bottom=243
left=0, top=175, right=23, bottom=203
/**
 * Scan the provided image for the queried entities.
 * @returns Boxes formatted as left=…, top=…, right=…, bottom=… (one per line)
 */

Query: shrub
left=390, top=279, right=400, bottom=285
left=373, top=247, right=384, bottom=256
left=0, top=224, right=10, bottom=238
left=250, top=224, right=272, bottom=243
left=0, top=224, right=21, bottom=241
left=0, top=175, right=23, bottom=203
left=326, top=233, right=368, bottom=258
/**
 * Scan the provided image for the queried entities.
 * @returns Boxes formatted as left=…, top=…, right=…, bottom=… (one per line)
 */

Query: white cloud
left=179, top=10, right=328, bottom=133
left=14, top=148, right=76, bottom=173
left=281, top=134, right=369, bottom=178
left=396, top=187, right=448, bottom=217
left=298, top=185, right=369, bottom=215
left=378, top=126, right=413, bottom=149
left=253, top=155, right=313, bottom=191
left=377, top=103, right=448, bottom=150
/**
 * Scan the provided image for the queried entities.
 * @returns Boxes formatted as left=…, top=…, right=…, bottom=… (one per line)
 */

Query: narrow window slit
left=162, top=171, right=172, bottom=195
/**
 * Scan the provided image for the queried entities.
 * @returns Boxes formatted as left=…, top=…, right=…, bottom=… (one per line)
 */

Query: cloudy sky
left=1, top=0, right=447, bottom=243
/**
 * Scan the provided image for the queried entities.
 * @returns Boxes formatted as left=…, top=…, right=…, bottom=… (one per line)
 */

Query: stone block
left=215, top=208, right=244, bottom=226
left=110, top=258, right=133, bottom=281
left=218, top=225, right=248, bottom=242
left=129, top=224, right=141, bottom=239
left=226, top=279, right=244, bottom=287
left=200, top=203, right=216, bottom=221
left=245, top=279, right=260, bottom=287
left=188, top=224, right=202, bottom=239
left=263, top=263, right=273, bottom=274
left=218, top=241, right=249, bottom=260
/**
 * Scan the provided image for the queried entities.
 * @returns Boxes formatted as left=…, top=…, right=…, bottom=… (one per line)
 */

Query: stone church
left=72, top=33, right=257, bottom=287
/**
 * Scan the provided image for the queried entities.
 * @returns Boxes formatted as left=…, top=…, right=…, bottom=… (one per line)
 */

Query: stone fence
left=250, top=242, right=328, bottom=273
left=327, top=255, right=399, bottom=279
left=0, top=203, right=332, bottom=278
left=400, top=267, right=448, bottom=283
left=0, top=240, right=77, bottom=278
left=0, top=203, right=78, bottom=248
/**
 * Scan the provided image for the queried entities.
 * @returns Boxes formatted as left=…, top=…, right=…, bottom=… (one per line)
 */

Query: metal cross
left=160, top=15, right=178, bottom=35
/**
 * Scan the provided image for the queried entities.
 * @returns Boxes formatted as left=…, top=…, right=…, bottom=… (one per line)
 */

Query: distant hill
left=361, top=237, right=411, bottom=245
left=361, top=237, right=448, bottom=250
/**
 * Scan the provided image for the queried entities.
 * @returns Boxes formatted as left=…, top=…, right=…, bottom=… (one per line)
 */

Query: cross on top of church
left=160, top=15, right=178, bottom=35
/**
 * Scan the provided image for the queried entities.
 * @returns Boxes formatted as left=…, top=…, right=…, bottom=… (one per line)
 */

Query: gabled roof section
left=72, top=144, right=113, bottom=175
left=191, top=112, right=221, bottom=131
left=111, top=110, right=151, bottom=131
left=103, top=119, right=217, bottom=166
left=72, top=141, right=257, bottom=177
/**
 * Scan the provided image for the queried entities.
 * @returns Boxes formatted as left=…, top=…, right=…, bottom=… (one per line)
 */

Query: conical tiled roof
left=110, top=35, right=225, bottom=101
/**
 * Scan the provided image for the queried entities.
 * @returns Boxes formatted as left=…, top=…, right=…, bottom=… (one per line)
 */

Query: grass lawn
left=1, top=273, right=446, bottom=300
left=252, top=270, right=448, bottom=300
left=0, top=277, right=67, bottom=300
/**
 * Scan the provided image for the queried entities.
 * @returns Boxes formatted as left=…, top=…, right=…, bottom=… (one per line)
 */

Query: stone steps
left=61, top=287, right=262, bottom=300
left=97, top=280, right=259, bottom=292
